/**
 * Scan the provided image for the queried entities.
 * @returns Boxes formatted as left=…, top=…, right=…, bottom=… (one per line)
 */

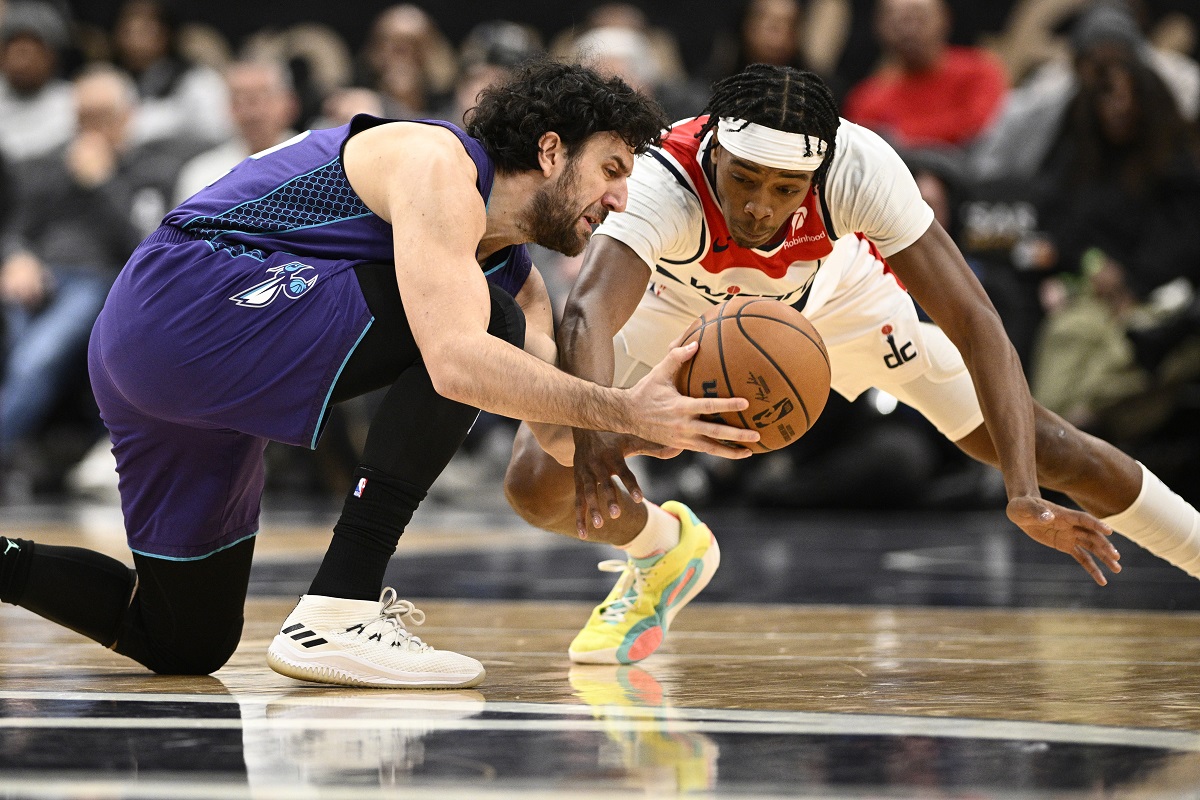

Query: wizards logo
left=230, top=262, right=318, bottom=308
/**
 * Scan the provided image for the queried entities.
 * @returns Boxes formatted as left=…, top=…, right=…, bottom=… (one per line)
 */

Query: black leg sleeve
left=308, top=267, right=527, bottom=601
left=1, top=534, right=255, bottom=676
left=307, top=362, right=479, bottom=600
left=1, top=537, right=135, bottom=647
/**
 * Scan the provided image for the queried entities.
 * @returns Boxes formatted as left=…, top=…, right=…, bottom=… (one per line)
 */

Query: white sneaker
left=266, top=588, right=485, bottom=688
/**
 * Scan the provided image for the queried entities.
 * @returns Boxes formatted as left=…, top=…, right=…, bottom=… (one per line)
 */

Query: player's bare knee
left=503, top=458, right=536, bottom=516
left=504, top=446, right=573, bottom=528
left=504, top=466, right=565, bottom=528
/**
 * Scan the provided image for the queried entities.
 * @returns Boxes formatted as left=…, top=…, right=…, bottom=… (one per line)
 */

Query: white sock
left=1101, top=463, right=1200, bottom=579
left=619, top=502, right=681, bottom=560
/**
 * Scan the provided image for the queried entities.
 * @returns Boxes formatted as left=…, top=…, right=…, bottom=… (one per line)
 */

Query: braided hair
left=698, top=64, right=840, bottom=187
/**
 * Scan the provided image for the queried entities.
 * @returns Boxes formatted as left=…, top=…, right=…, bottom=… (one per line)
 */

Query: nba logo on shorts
left=354, top=478, right=367, bottom=498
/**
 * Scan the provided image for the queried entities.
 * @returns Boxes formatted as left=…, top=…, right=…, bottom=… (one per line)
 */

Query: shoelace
left=596, top=559, right=649, bottom=623
left=354, top=587, right=431, bottom=651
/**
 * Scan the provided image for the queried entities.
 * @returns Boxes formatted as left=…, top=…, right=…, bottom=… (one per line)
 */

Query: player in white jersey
left=504, top=64, right=1200, bottom=666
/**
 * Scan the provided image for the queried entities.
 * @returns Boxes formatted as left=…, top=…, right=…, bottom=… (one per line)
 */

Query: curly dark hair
left=699, top=64, right=841, bottom=188
left=465, top=58, right=668, bottom=173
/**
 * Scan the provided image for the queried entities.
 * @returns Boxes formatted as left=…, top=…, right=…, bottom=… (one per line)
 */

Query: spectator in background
left=434, top=20, right=542, bottom=126
left=1035, top=38, right=1200, bottom=300
left=1028, top=36, right=1200, bottom=446
left=0, top=1, right=74, bottom=163
left=358, top=4, right=456, bottom=120
left=554, top=3, right=704, bottom=122
left=704, top=0, right=860, bottom=99
left=570, top=26, right=660, bottom=98
left=706, top=0, right=809, bottom=78
left=174, top=59, right=299, bottom=203
left=312, top=86, right=384, bottom=129
left=0, top=65, right=193, bottom=494
left=111, top=0, right=231, bottom=147
left=973, top=1, right=1199, bottom=183
left=989, top=0, right=1198, bottom=103
left=240, top=23, right=354, bottom=131
left=842, top=0, right=1009, bottom=149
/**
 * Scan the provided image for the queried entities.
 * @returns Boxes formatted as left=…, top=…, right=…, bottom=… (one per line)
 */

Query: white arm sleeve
left=592, top=151, right=704, bottom=268
left=824, top=120, right=935, bottom=257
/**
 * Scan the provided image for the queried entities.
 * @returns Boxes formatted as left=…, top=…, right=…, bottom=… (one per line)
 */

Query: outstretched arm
left=889, top=221, right=1118, bottom=583
left=889, top=222, right=1039, bottom=498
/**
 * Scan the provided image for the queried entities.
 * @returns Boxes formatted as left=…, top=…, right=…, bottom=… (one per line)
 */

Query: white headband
left=716, top=118, right=828, bottom=172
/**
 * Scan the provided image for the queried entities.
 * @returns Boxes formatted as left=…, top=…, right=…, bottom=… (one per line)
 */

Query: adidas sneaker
left=266, top=588, right=485, bottom=688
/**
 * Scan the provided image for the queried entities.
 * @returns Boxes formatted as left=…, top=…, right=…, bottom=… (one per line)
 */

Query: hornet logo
left=230, top=262, right=318, bottom=307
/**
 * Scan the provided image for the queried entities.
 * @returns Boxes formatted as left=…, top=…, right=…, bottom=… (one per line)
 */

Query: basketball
left=674, top=297, right=830, bottom=452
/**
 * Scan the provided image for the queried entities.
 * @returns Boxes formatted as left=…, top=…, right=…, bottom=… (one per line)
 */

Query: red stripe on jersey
left=854, top=231, right=905, bottom=290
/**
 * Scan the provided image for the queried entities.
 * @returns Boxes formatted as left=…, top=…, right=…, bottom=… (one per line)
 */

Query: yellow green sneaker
left=568, top=501, right=719, bottom=664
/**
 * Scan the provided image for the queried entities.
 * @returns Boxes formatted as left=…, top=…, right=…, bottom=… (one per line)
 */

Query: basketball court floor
left=2, top=473, right=1199, bottom=799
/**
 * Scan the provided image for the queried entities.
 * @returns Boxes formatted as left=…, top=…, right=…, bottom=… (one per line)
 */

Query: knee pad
left=487, top=283, right=526, bottom=349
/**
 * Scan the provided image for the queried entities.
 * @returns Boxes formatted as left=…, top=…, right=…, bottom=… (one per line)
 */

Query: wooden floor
left=2, top=496, right=1200, bottom=798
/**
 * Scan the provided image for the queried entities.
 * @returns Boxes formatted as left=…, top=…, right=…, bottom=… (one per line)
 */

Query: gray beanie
left=1069, top=1, right=1146, bottom=57
left=0, top=2, right=70, bottom=51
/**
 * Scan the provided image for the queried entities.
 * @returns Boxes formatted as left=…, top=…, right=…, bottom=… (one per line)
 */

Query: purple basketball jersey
left=165, top=115, right=532, bottom=296
left=90, top=116, right=530, bottom=559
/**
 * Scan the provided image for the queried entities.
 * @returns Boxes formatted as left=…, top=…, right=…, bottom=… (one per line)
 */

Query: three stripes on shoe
left=281, top=623, right=327, bottom=648
left=282, top=621, right=397, bottom=648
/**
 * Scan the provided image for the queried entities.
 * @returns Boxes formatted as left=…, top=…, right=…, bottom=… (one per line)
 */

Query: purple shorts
left=88, top=227, right=374, bottom=559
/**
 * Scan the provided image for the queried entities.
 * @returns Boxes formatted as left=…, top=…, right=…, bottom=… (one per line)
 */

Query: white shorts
left=613, top=236, right=985, bottom=442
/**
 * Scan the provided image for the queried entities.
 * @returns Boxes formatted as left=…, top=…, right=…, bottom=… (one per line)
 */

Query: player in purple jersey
left=0, top=59, right=759, bottom=689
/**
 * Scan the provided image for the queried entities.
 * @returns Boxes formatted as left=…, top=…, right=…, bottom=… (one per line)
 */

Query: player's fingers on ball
left=698, top=438, right=754, bottom=460
left=695, top=419, right=758, bottom=443
left=666, top=341, right=700, bottom=367
left=695, top=396, right=749, bottom=414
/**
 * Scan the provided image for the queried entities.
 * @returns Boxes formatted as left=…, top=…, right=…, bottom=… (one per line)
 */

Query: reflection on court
left=2, top=582, right=1199, bottom=798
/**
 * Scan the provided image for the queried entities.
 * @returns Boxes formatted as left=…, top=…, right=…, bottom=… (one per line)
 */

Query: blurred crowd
left=0, top=0, right=1197, bottom=509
